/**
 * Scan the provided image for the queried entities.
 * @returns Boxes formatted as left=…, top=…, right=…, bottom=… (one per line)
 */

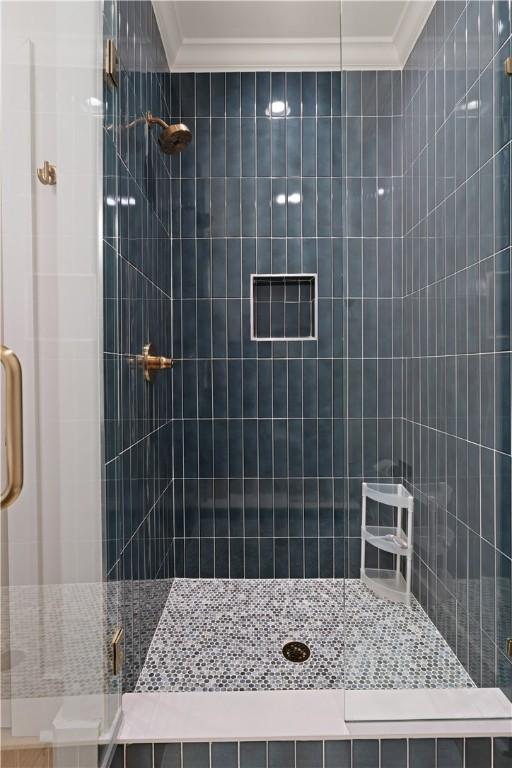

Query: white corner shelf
left=361, top=568, right=409, bottom=603
left=361, top=482, right=414, bottom=606
left=364, top=482, right=413, bottom=508
left=362, top=526, right=410, bottom=556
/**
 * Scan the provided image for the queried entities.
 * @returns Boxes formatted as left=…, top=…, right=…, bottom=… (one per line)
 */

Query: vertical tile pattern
left=352, top=740, right=379, bottom=768
left=126, top=744, right=152, bottom=768
left=342, top=71, right=404, bottom=577
left=154, top=744, right=182, bottom=768
left=171, top=72, right=344, bottom=578
left=102, top=0, right=175, bottom=691
left=494, top=737, right=512, bottom=768
left=380, top=740, right=407, bottom=768
left=464, top=738, right=491, bottom=768
left=402, top=0, right=512, bottom=691
left=114, top=738, right=507, bottom=768
left=211, top=744, right=238, bottom=768
left=240, top=743, right=267, bottom=768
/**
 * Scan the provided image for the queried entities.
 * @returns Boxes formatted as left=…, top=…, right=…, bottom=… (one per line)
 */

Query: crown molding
left=393, top=0, right=436, bottom=67
left=342, top=37, right=400, bottom=70
left=153, top=0, right=434, bottom=73
left=152, top=0, right=182, bottom=68
left=172, top=36, right=403, bottom=71
left=173, top=37, right=340, bottom=71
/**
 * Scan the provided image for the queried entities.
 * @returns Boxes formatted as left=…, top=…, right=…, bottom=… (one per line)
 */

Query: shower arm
left=146, top=112, right=169, bottom=130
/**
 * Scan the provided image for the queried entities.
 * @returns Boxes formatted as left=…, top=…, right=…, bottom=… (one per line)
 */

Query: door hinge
left=112, top=627, right=124, bottom=676
left=105, top=39, right=119, bottom=88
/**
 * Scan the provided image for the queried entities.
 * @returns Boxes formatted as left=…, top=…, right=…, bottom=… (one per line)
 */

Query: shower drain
left=282, top=641, right=311, bottom=663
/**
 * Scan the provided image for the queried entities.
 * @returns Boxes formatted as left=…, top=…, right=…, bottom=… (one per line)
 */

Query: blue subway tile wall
left=102, top=0, right=175, bottom=690
left=114, top=737, right=504, bottom=768
left=170, top=71, right=345, bottom=579
left=401, top=0, right=512, bottom=693
left=342, top=71, right=404, bottom=578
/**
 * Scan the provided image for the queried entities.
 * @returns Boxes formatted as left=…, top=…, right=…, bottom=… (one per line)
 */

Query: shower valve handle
left=132, top=343, right=174, bottom=382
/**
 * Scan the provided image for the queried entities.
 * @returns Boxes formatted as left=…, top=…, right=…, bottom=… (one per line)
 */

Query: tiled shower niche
left=251, top=274, right=317, bottom=340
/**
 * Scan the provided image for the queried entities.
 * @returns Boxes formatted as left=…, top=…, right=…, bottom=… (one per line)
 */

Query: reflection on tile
left=126, top=744, right=152, bottom=768
left=437, top=738, right=464, bottom=768
left=494, top=737, right=512, bottom=768
left=154, top=744, right=182, bottom=768
left=465, top=738, right=492, bottom=768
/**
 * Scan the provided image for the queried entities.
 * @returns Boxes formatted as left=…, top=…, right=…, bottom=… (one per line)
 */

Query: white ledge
left=118, top=689, right=512, bottom=743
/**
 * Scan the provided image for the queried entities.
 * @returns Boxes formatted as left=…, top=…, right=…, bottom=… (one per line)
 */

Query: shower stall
left=103, top=0, right=512, bottom=725
left=1, top=0, right=512, bottom=765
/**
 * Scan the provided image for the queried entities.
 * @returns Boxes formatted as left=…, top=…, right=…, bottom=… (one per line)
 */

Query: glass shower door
left=0, top=2, right=121, bottom=765
left=341, top=0, right=512, bottom=724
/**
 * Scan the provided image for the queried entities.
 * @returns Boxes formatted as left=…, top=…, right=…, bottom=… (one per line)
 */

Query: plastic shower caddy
left=361, top=482, right=414, bottom=605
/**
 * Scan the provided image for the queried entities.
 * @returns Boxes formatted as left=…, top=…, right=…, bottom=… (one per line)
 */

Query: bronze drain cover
left=282, top=641, right=311, bottom=663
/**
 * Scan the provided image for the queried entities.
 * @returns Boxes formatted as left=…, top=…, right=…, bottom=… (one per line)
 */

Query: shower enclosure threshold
left=117, top=689, right=512, bottom=743
left=120, top=579, right=511, bottom=740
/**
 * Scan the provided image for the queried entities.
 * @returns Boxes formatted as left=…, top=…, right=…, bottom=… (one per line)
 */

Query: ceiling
left=152, top=0, right=435, bottom=71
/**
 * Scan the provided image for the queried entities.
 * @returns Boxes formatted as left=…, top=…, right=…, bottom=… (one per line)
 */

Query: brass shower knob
left=133, top=343, right=174, bottom=382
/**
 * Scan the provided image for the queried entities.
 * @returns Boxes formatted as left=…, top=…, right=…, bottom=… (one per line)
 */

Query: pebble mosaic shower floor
left=135, top=579, right=474, bottom=692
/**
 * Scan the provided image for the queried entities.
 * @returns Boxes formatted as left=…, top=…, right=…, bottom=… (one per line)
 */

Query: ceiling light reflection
left=106, top=195, right=136, bottom=206
left=275, top=192, right=302, bottom=205
left=266, top=100, right=291, bottom=117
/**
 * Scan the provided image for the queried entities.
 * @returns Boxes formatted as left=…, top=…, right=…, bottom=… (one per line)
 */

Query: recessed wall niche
left=250, top=274, right=317, bottom=341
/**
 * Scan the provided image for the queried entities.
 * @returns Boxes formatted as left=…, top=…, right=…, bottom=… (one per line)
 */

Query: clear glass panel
left=102, top=0, right=175, bottom=701
left=342, top=0, right=512, bottom=723
left=1, top=2, right=121, bottom=764
left=105, top=0, right=345, bottom=705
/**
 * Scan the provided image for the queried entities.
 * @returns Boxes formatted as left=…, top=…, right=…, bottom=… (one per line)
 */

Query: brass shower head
left=146, top=112, right=192, bottom=155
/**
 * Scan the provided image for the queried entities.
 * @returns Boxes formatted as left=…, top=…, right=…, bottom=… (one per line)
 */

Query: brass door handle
left=1, top=346, right=23, bottom=508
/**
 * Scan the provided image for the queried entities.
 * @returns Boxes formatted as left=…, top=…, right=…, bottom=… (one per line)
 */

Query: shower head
left=146, top=112, right=192, bottom=155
